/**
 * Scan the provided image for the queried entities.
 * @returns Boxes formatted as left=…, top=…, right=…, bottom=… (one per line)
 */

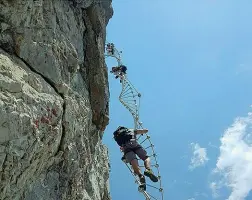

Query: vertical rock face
left=0, top=0, right=113, bottom=199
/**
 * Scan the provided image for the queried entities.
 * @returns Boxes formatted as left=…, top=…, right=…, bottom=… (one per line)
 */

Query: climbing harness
left=105, top=42, right=164, bottom=200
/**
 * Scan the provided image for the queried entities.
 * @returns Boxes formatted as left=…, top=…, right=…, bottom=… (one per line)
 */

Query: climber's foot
left=144, top=169, right=159, bottom=182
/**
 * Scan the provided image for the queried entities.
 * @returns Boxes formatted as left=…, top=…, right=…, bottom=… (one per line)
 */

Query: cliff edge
left=0, top=0, right=113, bottom=199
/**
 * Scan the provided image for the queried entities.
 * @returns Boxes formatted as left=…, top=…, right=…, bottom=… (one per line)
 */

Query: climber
left=113, top=126, right=159, bottom=189
left=110, top=65, right=127, bottom=82
left=110, top=66, right=121, bottom=80
left=106, top=43, right=115, bottom=55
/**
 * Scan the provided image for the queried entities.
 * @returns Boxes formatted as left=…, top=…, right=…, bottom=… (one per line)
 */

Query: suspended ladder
left=105, top=43, right=164, bottom=200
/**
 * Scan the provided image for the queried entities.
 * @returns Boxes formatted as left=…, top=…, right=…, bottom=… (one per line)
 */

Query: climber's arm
left=134, top=129, right=148, bottom=135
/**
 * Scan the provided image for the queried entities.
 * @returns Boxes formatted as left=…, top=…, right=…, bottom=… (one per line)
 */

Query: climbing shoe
left=144, top=169, right=159, bottom=182
left=138, top=174, right=146, bottom=191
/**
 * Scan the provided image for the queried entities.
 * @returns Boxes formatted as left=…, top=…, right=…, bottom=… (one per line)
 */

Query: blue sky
left=103, top=1, right=252, bottom=200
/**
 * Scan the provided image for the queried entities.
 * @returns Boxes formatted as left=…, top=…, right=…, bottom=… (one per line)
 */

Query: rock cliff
left=0, top=0, right=113, bottom=199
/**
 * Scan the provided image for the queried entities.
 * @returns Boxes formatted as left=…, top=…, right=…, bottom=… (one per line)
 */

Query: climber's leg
left=125, top=151, right=141, bottom=175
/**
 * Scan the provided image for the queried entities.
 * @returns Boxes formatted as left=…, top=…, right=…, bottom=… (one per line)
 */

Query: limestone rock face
left=0, top=0, right=112, bottom=199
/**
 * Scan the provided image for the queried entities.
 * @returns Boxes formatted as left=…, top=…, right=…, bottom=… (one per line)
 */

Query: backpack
left=113, top=127, right=134, bottom=146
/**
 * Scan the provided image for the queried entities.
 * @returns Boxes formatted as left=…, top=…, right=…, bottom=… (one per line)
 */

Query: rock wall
left=0, top=0, right=113, bottom=199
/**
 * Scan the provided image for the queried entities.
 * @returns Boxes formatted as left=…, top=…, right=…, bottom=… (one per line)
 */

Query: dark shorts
left=122, top=140, right=148, bottom=163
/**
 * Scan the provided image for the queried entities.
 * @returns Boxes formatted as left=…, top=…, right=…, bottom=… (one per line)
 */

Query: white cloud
left=187, top=198, right=195, bottom=200
left=210, top=182, right=220, bottom=198
left=189, top=143, right=209, bottom=170
left=213, top=112, right=252, bottom=200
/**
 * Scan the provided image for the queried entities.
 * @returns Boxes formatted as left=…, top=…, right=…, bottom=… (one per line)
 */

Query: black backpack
left=113, top=127, right=134, bottom=146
